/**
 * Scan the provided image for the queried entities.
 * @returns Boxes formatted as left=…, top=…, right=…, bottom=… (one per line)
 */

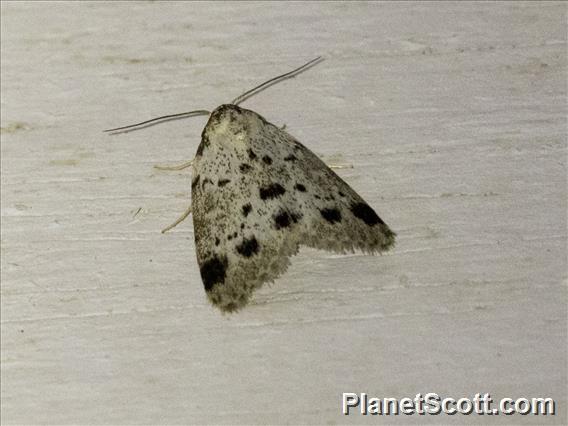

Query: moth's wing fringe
left=207, top=224, right=395, bottom=313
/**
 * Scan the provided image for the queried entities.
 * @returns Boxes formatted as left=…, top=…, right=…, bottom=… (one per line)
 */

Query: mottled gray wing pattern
left=191, top=104, right=395, bottom=312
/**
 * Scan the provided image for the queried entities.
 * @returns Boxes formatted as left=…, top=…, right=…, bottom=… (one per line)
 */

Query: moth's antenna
left=104, top=57, right=323, bottom=133
left=104, top=109, right=211, bottom=134
left=231, top=56, right=324, bottom=106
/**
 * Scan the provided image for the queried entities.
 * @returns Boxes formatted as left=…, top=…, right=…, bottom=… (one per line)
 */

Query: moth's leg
left=328, top=163, right=353, bottom=170
left=322, top=154, right=353, bottom=170
left=161, top=205, right=192, bottom=234
left=154, top=159, right=194, bottom=171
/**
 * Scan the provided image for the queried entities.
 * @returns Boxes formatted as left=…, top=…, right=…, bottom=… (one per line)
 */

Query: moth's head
left=209, top=104, right=245, bottom=125
left=204, top=104, right=258, bottom=141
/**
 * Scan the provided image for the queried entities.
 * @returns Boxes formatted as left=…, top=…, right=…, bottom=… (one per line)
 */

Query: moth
left=106, top=57, right=396, bottom=313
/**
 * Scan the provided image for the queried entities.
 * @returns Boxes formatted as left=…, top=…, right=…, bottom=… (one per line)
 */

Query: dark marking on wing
left=290, top=212, right=302, bottom=223
left=239, top=163, right=251, bottom=173
left=247, top=148, right=257, bottom=160
left=320, top=207, right=342, bottom=224
left=218, top=179, right=230, bottom=187
left=196, top=133, right=209, bottom=157
left=294, top=183, right=306, bottom=192
left=284, top=154, right=297, bottom=161
left=262, top=155, right=273, bottom=165
left=273, top=210, right=291, bottom=229
left=259, top=183, right=286, bottom=200
left=200, top=255, right=228, bottom=291
left=242, top=203, right=252, bottom=217
left=202, top=178, right=213, bottom=189
left=215, top=237, right=220, bottom=246
left=350, top=202, right=384, bottom=226
left=236, top=236, right=259, bottom=257
left=191, top=175, right=200, bottom=190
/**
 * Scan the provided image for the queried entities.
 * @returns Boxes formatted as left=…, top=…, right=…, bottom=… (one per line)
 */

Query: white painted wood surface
left=1, top=2, right=566, bottom=424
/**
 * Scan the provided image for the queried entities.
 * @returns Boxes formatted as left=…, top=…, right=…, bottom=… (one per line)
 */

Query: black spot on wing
left=239, top=163, right=251, bottom=173
left=320, top=208, right=342, bottom=224
left=236, top=236, right=259, bottom=257
left=262, top=155, right=273, bottom=165
left=200, top=255, right=228, bottom=292
left=294, top=183, right=306, bottom=192
left=273, top=210, right=302, bottom=229
left=273, top=210, right=291, bottom=229
left=284, top=154, right=297, bottom=161
left=242, top=203, right=252, bottom=217
left=350, top=202, right=384, bottom=226
left=259, top=183, right=286, bottom=200
left=247, top=148, right=257, bottom=160
left=218, top=179, right=230, bottom=187
left=215, top=237, right=220, bottom=246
